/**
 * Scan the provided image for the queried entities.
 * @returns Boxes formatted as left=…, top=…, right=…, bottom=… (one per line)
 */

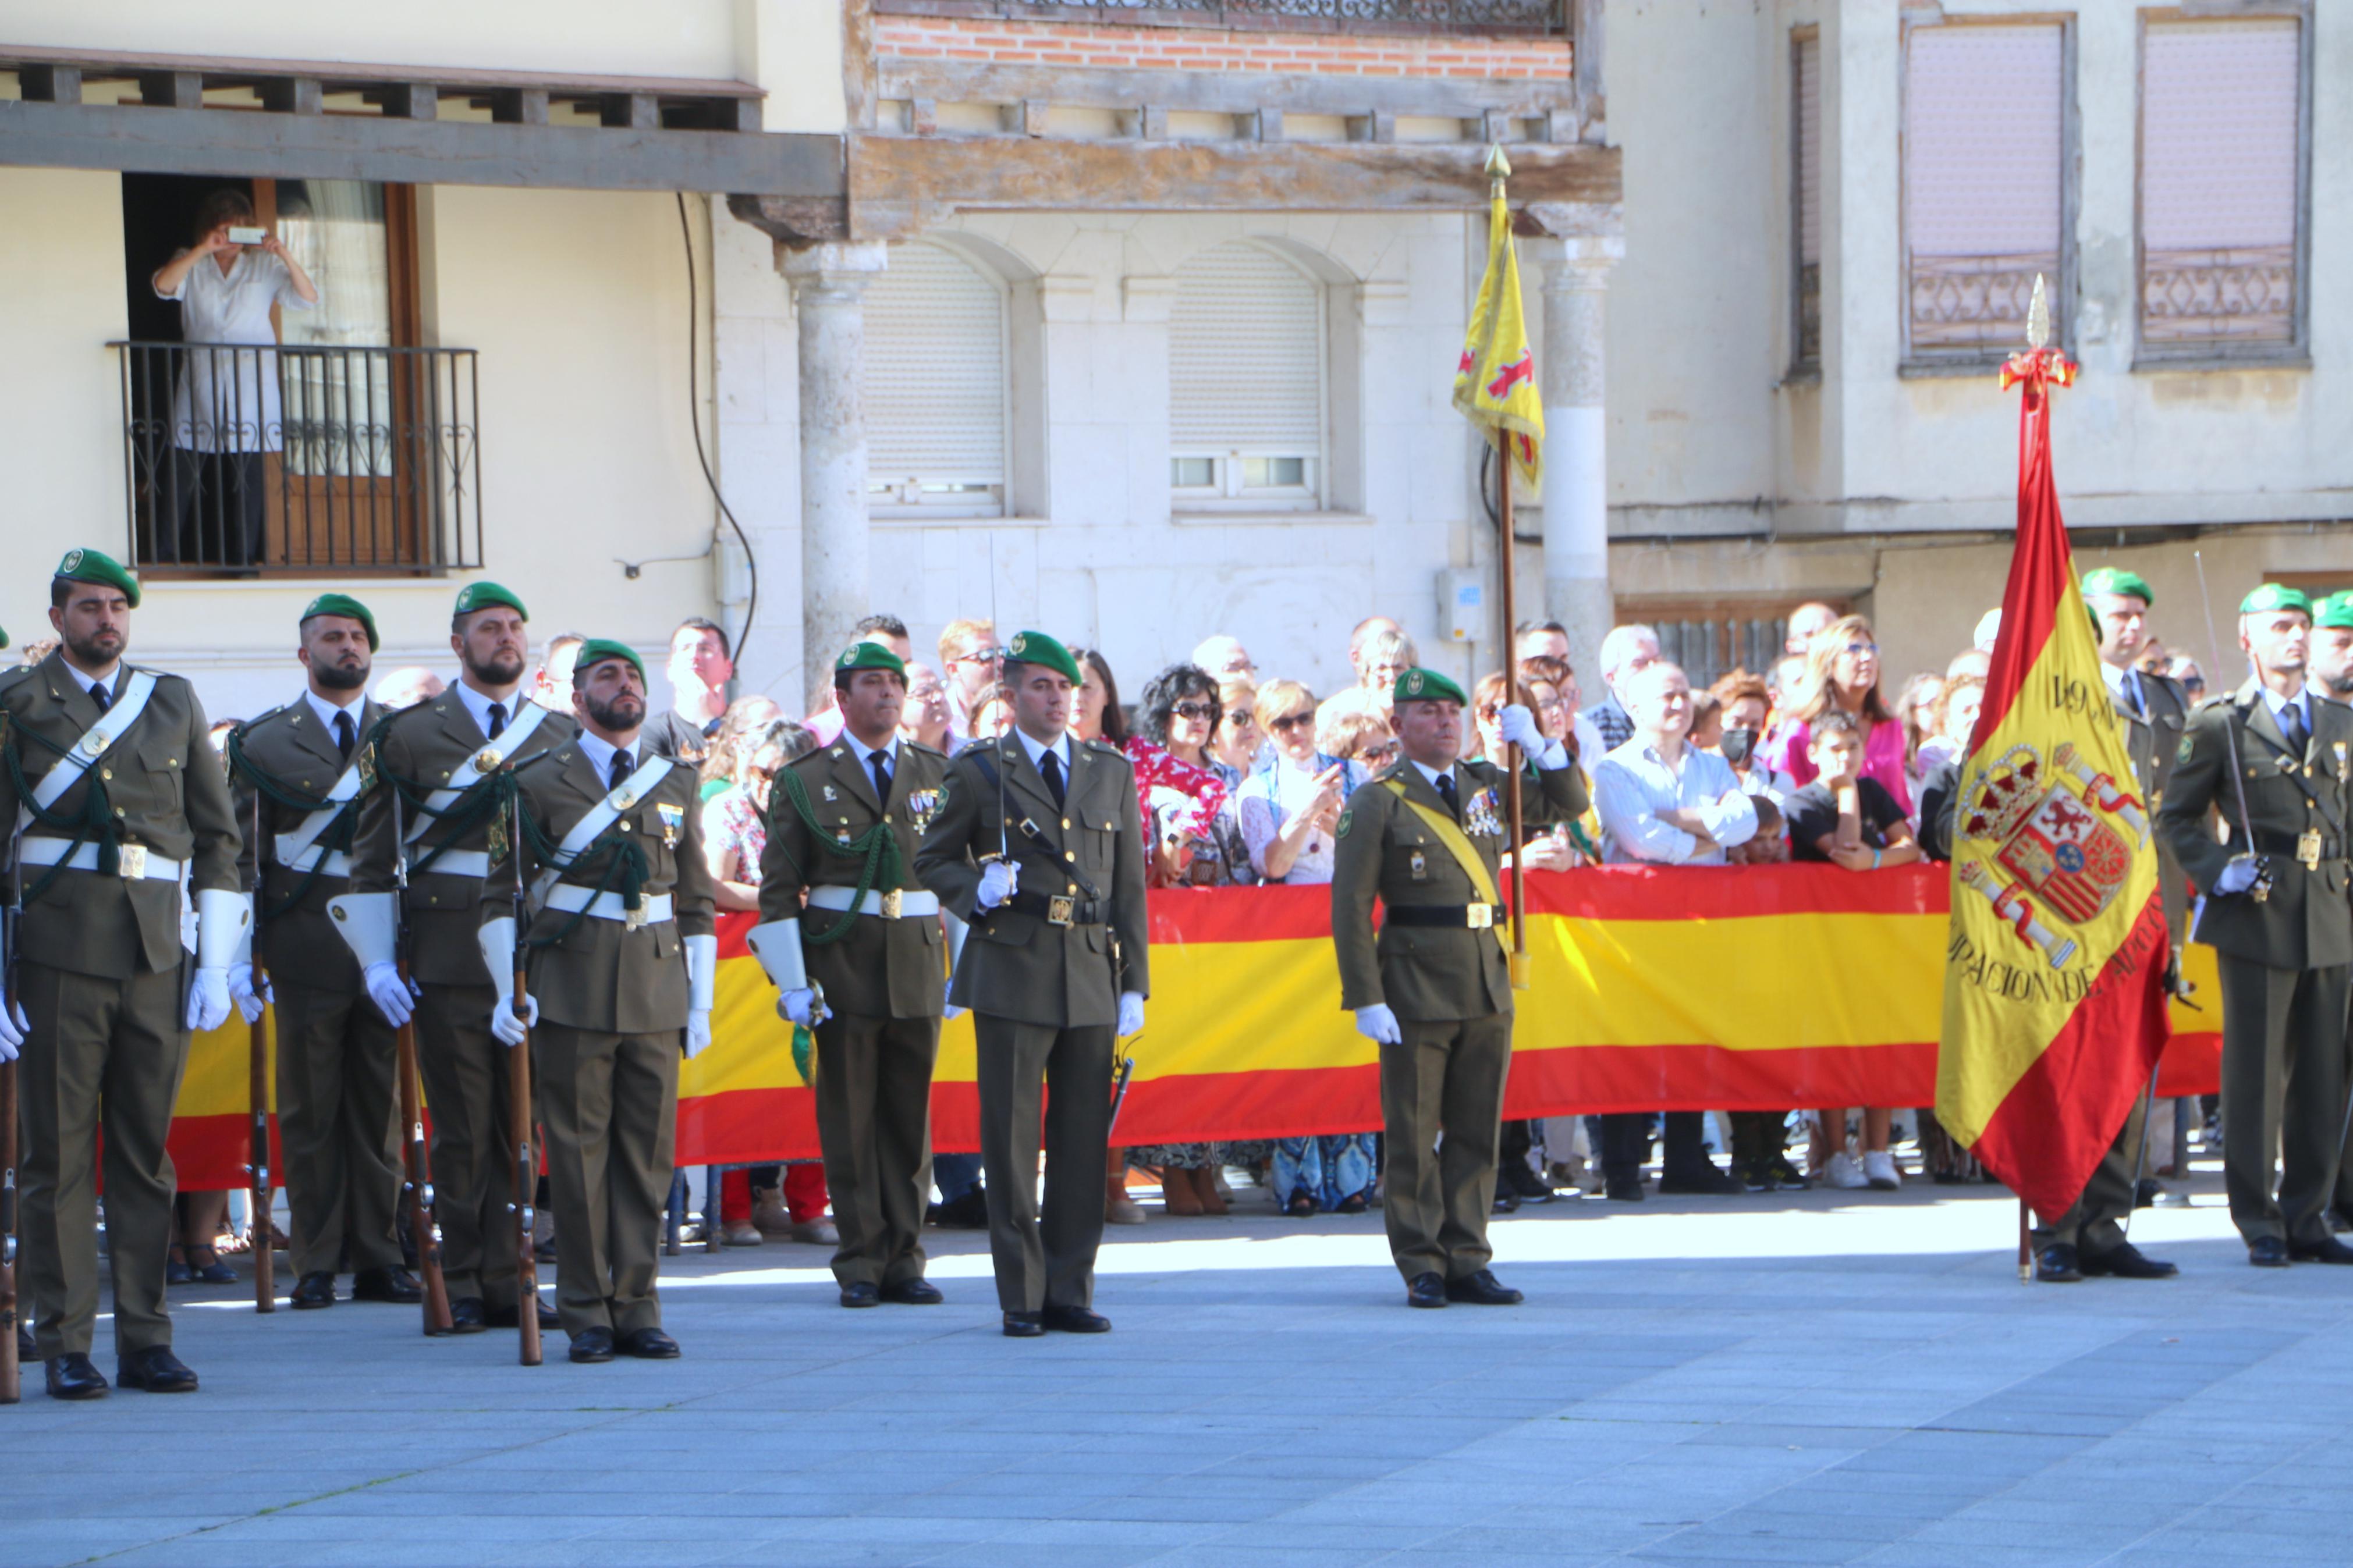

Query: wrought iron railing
left=111, top=340, right=482, bottom=575
left=878, top=0, right=1565, bottom=37
left=2142, top=246, right=2295, bottom=347
left=1908, top=252, right=2061, bottom=356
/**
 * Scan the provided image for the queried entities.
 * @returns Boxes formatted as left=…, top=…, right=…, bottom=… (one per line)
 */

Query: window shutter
left=1904, top=23, right=2063, bottom=353
left=1170, top=243, right=1323, bottom=455
left=2142, top=19, right=2299, bottom=346
left=1793, top=30, right=1822, bottom=365
left=864, top=241, right=1006, bottom=493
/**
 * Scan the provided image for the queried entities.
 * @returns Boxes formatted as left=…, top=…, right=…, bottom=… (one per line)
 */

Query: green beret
left=452, top=580, right=527, bottom=620
left=1393, top=667, right=1470, bottom=709
left=834, top=641, right=908, bottom=680
left=299, top=591, right=378, bottom=650
left=2240, top=582, right=2312, bottom=618
left=2081, top=567, right=2154, bottom=606
left=54, top=546, right=140, bottom=609
left=1002, top=629, right=1081, bottom=685
left=2314, top=592, right=2353, bottom=632
left=572, top=638, right=644, bottom=685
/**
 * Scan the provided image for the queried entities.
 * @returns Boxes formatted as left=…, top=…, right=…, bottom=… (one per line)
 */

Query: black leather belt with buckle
left=2254, top=829, right=2341, bottom=866
left=1009, top=890, right=1107, bottom=927
left=1384, top=903, right=1503, bottom=930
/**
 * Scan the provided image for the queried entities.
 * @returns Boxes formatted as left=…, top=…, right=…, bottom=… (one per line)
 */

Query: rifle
left=390, top=789, right=453, bottom=1335
left=1, top=813, right=21, bottom=1403
left=506, top=788, right=542, bottom=1367
left=246, top=788, right=275, bottom=1313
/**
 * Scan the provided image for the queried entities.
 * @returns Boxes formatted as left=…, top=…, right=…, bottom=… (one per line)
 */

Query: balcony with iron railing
left=876, top=0, right=1566, bottom=37
left=111, top=340, right=481, bottom=577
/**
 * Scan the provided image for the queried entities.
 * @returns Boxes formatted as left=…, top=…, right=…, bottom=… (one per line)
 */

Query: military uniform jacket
left=229, top=696, right=382, bottom=989
left=351, top=689, right=574, bottom=987
left=2119, top=667, right=2192, bottom=941
left=1330, top=756, right=1589, bottom=1021
left=913, top=734, right=1148, bottom=1029
left=759, top=735, right=950, bottom=1020
left=2156, top=682, right=2353, bottom=972
left=491, top=742, right=716, bottom=1036
left=0, top=653, right=239, bottom=980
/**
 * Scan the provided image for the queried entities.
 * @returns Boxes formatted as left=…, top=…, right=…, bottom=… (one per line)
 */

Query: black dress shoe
left=1602, top=1177, right=1644, bottom=1203
left=932, top=1190, right=990, bottom=1229
left=446, top=1296, right=489, bottom=1334
left=1042, top=1304, right=1111, bottom=1334
left=1443, top=1268, right=1524, bottom=1305
left=44, top=1352, right=108, bottom=1400
left=568, top=1327, right=615, bottom=1363
left=486, top=1296, right=562, bottom=1330
left=290, top=1271, right=338, bottom=1310
left=2034, top=1243, right=2083, bottom=1283
left=2079, top=1242, right=2178, bottom=1279
left=1002, top=1311, right=1045, bottom=1337
left=1405, top=1272, right=1447, bottom=1309
left=839, top=1281, right=881, bottom=1309
left=2330, top=1204, right=2353, bottom=1235
left=351, top=1266, right=424, bottom=1304
left=881, top=1278, right=943, bottom=1305
left=118, top=1346, right=198, bottom=1393
left=1658, top=1165, right=1746, bottom=1197
left=2134, top=1178, right=2164, bottom=1210
left=2288, top=1235, right=2353, bottom=1265
left=2249, top=1236, right=2291, bottom=1268
left=1491, top=1188, right=1520, bottom=1215
left=618, top=1327, right=680, bottom=1359
left=1503, top=1164, right=1556, bottom=1203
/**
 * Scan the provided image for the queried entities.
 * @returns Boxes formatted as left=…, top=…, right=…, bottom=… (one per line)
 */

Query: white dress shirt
left=1014, top=725, right=1074, bottom=779
left=2260, top=682, right=2313, bottom=742
left=452, top=678, right=524, bottom=741
left=2101, top=660, right=2152, bottom=718
left=575, top=728, right=643, bottom=788
left=302, top=687, right=367, bottom=760
left=1592, top=735, right=1759, bottom=865
left=846, top=733, right=902, bottom=805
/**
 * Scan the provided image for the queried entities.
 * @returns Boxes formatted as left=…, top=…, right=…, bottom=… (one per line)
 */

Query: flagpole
left=1496, top=425, right=1529, bottom=988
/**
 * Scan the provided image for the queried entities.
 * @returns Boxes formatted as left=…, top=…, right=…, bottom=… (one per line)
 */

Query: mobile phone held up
left=226, top=225, right=268, bottom=246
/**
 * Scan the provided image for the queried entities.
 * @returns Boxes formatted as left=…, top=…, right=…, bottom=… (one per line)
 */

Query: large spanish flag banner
left=1933, top=305, right=2173, bottom=1221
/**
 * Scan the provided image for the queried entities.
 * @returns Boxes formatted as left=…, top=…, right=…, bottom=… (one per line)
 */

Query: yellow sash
left=1382, top=778, right=1510, bottom=956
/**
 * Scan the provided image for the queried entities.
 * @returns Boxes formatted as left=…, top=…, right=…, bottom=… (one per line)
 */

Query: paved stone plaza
left=7, top=1168, right=2348, bottom=1568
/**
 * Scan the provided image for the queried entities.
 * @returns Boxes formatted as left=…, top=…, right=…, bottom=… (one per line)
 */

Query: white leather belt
left=278, top=845, right=351, bottom=877
left=407, top=848, right=491, bottom=880
left=807, top=885, right=939, bottom=919
left=20, top=835, right=186, bottom=881
left=542, top=885, right=674, bottom=926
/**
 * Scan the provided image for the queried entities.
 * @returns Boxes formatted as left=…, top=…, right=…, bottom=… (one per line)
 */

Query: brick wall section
left=874, top=16, right=1570, bottom=79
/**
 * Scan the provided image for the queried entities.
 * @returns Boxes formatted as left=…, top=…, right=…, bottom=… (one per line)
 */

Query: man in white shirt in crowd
left=1589, top=661, right=1759, bottom=1202
left=1587, top=624, right=1660, bottom=753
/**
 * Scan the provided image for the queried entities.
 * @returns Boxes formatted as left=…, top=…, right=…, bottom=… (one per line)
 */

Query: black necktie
left=2126, top=670, right=2145, bottom=719
left=90, top=680, right=111, bottom=715
left=2281, top=700, right=2308, bottom=756
left=869, top=748, right=893, bottom=805
left=485, top=701, right=507, bottom=740
left=1041, top=747, right=1067, bottom=810
left=1436, top=770, right=1461, bottom=818
left=334, top=710, right=356, bottom=761
left=609, top=749, right=633, bottom=793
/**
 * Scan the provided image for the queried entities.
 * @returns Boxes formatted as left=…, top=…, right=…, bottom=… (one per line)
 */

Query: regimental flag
left=1935, top=301, right=2170, bottom=1221
left=1454, top=169, right=1544, bottom=491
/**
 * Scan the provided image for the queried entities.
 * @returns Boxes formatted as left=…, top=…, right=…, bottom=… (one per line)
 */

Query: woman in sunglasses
left=1765, top=614, right=1914, bottom=817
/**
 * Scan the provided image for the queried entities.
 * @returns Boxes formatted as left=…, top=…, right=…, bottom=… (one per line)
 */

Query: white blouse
left=157, top=248, right=312, bottom=453
left=1238, top=754, right=1341, bottom=885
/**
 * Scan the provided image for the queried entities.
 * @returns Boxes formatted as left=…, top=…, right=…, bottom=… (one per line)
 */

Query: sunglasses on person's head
left=1172, top=701, right=1216, bottom=721
left=1269, top=712, right=1314, bottom=733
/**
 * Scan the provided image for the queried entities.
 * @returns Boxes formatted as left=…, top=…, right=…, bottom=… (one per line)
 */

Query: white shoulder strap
left=273, top=752, right=368, bottom=865
left=405, top=699, right=552, bottom=844
left=29, top=670, right=162, bottom=815
left=531, top=754, right=677, bottom=902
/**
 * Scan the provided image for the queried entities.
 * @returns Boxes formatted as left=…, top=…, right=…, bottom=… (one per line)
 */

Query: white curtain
left=278, top=180, right=394, bottom=477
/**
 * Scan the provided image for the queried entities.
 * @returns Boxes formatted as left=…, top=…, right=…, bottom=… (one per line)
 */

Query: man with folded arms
left=0, top=547, right=242, bottom=1398
left=226, top=593, right=421, bottom=1311
left=344, top=582, right=570, bottom=1334
left=1330, top=666, right=1588, bottom=1310
left=489, top=640, right=716, bottom=1363
left=750, top=642, right=950, bottom=1309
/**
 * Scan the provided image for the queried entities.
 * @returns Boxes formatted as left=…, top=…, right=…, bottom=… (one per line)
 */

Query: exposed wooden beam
left=0, top=42, right=763, bottom=101
left=17, top=63, right=81, bottom=104
left=876, top=56, right=1574, bottom=119
left=0, top=99, right=842, bottom=197
left=139, top=70, right=204, bottom=109
left=259, top=77, right=324, bottom=115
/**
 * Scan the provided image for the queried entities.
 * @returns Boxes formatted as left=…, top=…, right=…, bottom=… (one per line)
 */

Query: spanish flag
left=1934, top=314, right=2171, bottom=1221
left=1454, top=161, right=1543, bottom=491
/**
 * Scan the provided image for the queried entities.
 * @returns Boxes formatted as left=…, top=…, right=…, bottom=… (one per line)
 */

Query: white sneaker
left=1823, top=1151, right=1869, bottom=1190
left=1862, top=1150, right=1901, bottom=1190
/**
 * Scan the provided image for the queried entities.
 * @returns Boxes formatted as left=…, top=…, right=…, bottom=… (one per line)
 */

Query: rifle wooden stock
left=0, top=1060, right=19, bottom=1404
left=394, top=1009, right=453, bottom=1335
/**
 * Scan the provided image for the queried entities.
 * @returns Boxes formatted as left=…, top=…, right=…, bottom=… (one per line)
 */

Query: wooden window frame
left=1788, top=23, right=1822, bottom=381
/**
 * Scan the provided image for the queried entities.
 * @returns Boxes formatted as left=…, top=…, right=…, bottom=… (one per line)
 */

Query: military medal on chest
left=908, top=787, right=941, bottom=835
left=657, top=801, right=683, bottom=848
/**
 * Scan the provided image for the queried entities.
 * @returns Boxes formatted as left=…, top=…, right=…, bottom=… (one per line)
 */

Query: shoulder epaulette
left=0, top=665, right=39, bottom=696
left=902, top=738, right=947, bottom=761
left=787, top=746, right=832, bottom=774
left=951, top=737, right=998, bottom=762
left=513, top=744, right=567, bottom=773
left=1084, top=738, right=1124, bottom=757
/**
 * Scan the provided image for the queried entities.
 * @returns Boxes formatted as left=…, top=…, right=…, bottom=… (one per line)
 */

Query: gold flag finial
left=1484, top=144, right=1511, bottom=195
left=2025, top=273, right=2050, bottom=353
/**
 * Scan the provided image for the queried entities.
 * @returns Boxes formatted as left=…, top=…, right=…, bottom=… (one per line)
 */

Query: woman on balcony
left=151, top=187, right=318, bottom=570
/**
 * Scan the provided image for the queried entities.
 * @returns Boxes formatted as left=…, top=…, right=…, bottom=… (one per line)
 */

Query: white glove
left=363, top=961, right=416, bottom=1029
left=685, top=1009, right=712, bottom=1058
left=1117, top=991, right=1146, bottom=1037
left=1354, top=1003, right=1403, bottom=1046
left=977, top=859, right=1020, bottom=911
left=228, top=961, right=272, bottom=1025
left=186, top=966, right=232, bottom=1034
left=0, top=997, right=23, bottom=1062
left=1497, top=703, right=1543, bottom=753
left=782, top=987, right=818, bottom=1027
left=491, top=991, right=538, bottom=1047
left=2215, top=855, right=2262, bottom=895
left=943, top=1002, right=966, bottom=1022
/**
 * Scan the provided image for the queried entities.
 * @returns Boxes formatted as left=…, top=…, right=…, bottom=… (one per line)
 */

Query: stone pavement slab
left=7, top=1171, right=2353, bottom=1567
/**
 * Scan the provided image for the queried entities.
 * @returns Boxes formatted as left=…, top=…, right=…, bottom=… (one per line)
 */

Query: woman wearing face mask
left=1706, top=670, right=1797, bottom=809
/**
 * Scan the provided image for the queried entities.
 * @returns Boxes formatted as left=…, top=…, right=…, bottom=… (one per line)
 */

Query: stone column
left=782, top=241, right=889, bottom=687
left=1537, top=234, right=1624, bottom=688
